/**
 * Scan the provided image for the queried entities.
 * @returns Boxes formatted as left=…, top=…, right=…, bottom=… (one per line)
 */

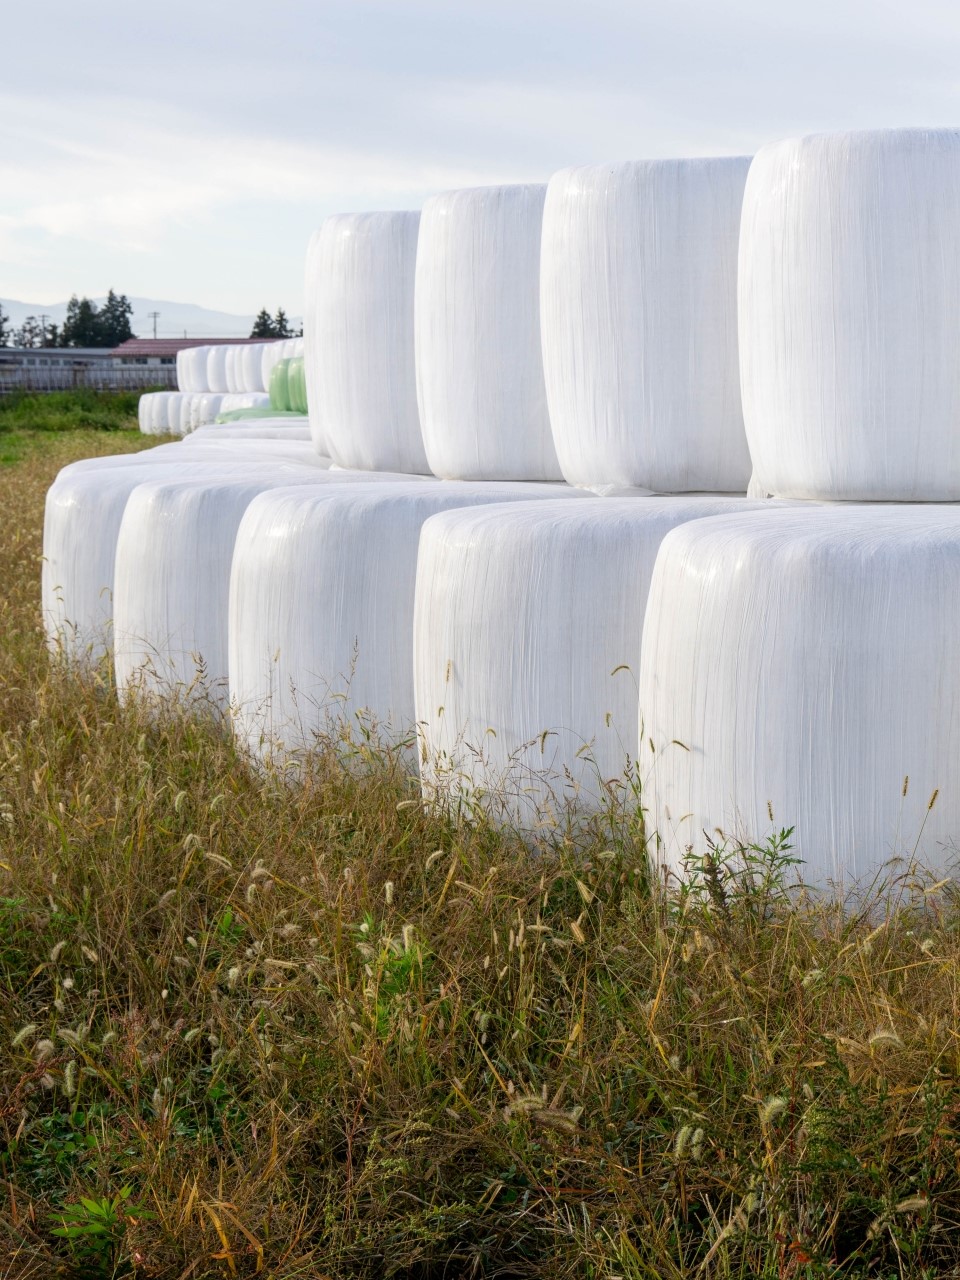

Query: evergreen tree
left=98, top=289, right=135, bottom=346
left=59, top=292, right=134, bottom=347
left=13, top=316, right=44, bottom=348
left=273, top=307, right=292, bottom=339
left=0, top=303, right=9, bottom=348
left=250, top=308, right=276, bottom=338
left=60, top=296, right=102, bottom=347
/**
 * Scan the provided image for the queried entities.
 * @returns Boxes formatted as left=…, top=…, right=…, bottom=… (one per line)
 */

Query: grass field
left=1, top=415, right=959, bottom=1278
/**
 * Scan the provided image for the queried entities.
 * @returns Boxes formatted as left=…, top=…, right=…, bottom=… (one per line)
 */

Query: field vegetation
left=1, top=411, right=959, bottom=1278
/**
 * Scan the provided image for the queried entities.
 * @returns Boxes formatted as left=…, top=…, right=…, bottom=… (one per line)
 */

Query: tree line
left=249, top=307, right=300, bottom=339
left=0, top=291, right=135, bottom=349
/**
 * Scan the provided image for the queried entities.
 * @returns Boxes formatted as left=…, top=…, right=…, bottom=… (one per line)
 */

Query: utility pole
left=39, top=314, right=49, bottom=347
left=148, top=310, right=160, bottom=339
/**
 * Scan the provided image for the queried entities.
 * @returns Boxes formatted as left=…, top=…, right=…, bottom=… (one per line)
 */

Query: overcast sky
left=4, top=0, right=960, bottom=316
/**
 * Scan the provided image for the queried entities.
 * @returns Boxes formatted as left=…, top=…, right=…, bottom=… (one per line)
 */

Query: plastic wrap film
left=138, top=394, right=158, bottom=434
left=415, top=496, right=768, bottom=828
left=224, top=347, right=241, bottom=394
left=229, top=480, right=584, bottom=760
left=218, top=393, right=271, bottom=417
left=186, top=421, right=314, bottom=442
left=305, top=213, right=426, bottom=472
left=176, top=346, right=210, bottom=393
left=260, top=340, right=286, bottom=392
left=114, top=466, right=401, bottom=704
left=42, top=454, right=328, bottom=662
left=541, top=158, right=752, bottom=492
left=192, top=394, right=225, bottom=430
left=415, top=185, right=560, bottom=481
left=740, top=129, right=960, bottom=500
left=160, top=393, right=185, bottom=435
left=241, top=343, right=266, bottom=393
left=206, top=346, right=229, bottom=393
left=138, top=393, right=172, bottom=435
left=288, top=357, right=308, bottom=414
left=58, top=440, right=323, bottom=480
left=638, top=504, right=960, bottom=885
left=269, top=359, right=291, bottom=412
left=177, top=395, right=197, bottom=436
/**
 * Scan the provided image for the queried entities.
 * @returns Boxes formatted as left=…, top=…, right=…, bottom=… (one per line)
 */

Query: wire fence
left=0, top=365, right=179, bottom=395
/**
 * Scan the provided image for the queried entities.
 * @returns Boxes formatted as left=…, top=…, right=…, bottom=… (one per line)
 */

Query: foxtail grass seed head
left=868, top=1027, right=904, bottom=1050
left=384, top=880, right=394, bottom=906
left=673, top=1125, right=692, bottom=1159
left=35, top=1039, right=55, bottom=1061
left=759, top=1096, right=788, bottom=1125
left=48, top=941, right=66, bottom=964
left=12, top=1024, right=37, bottom=1048
left=63, top=1060, right=77, bottom=1096
left=80, top=945, right=98, bottom=964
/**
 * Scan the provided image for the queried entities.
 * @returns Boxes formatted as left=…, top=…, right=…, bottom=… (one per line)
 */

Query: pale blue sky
left=5, top=0, right=960, bottom=316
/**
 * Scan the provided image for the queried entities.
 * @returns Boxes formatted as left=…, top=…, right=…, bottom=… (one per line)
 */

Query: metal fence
left=0, top=365, right=179, bottom=394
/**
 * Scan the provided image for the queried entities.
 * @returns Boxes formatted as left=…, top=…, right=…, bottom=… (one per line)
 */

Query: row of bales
left=137, top=338, right=306, bottom=435
left=44, top=127, right=960, bottom=887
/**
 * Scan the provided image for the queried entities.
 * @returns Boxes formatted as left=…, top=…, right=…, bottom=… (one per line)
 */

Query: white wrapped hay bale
left=230, top=480, right=582, bottom=759
left=185, top=421, right=314, bottom=442
left=57, top=439, right=322, bottom=479
left=42, top=451, right=332, bottom=661
left=415, top=495, right=768, bottom=827
left=206, top=346, right=230, bottom=393
left=114, top=466, right=396, bottom=703
left=176, top=346, right=209, bottom=393
left=741, top=128, right=960, bottom=501
left=306, top=212, right=426, bottom=472
left=240, top=343, right=266, bottom=392
left=138, top=393, right=159, bottom=434
left=416, top=184, right=559, bottom=481
left=177, top=395, right=198, bottom=435
left=541, top=158, right=752, bottom=493
left=639, top=504, right=960, bottom=884
left=260, top=340, right=286, bottom=392
left=218, top=393, right=272, bottom=416
left=162, top=393, right=189, bottom=436
left=191, top=393, right=225, bottom=430
left=141, top=392, right=174, bottom=435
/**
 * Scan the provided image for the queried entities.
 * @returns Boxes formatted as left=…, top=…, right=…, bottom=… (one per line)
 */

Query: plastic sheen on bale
left=42, top=449, right=331, bottom=662
left=305, top=213, right=427, bottom=472
left=288, top=357, right=308, bottom=414
left=415, top=496, right=770, bottom=828
left=415, top=184, right=561, bottom=481
left=176, top=347, right=210, bottom=393
left=541, top=158, right=752, bottom=493
left=206, top=347, right=230, bottom=393
left=229, top=481, right=586, bottom=761
left=638, top=504, right=960, bottom=885
left=740, top=129, right=960, bottom=501
left=186, top=422, right=313, bottom=441
left=113, top=467, right=417, bottom=705
left=269, top=359, right=291, bottom=413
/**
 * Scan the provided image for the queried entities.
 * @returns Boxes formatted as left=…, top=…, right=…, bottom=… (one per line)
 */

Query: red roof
left=110, top=337, right=271, bottom=358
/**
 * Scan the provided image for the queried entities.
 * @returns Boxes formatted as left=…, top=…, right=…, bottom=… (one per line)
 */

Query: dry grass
left=1, top=427, right=960, bottom=1279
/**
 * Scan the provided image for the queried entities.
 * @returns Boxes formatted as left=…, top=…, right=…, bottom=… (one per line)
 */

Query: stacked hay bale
left=639, top=128, right=960, bottom=881
left=414, top=159, right=761, bottom=829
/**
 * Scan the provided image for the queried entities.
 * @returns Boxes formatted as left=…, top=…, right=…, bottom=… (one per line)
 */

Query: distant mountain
left=0, top=296, right=302, bottom=340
